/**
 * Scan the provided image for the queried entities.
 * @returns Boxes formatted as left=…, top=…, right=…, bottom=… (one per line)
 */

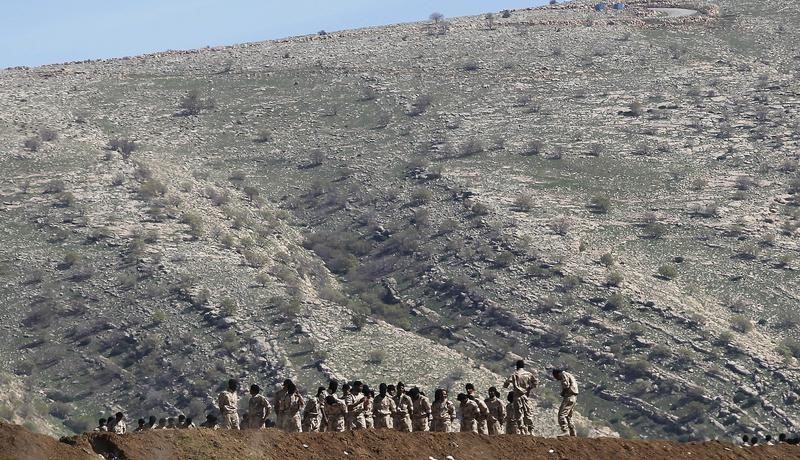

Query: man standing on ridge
left=553, top=368, right=579, bottom=437
left=503, top=360, right=538, bottom=434
left=218, top=378, right=241, bottom=430
left=247, top=384, right=272, bottom=429
left=465, top=383, right=489, bottom=435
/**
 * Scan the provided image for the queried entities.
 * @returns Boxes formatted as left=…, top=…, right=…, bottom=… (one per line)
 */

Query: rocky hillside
left=0, top=0, right=799, bottom=441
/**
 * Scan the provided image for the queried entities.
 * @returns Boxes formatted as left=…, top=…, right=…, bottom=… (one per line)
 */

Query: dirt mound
left=2, top=422, right=798, bottom=460
left=0, top=422, right=95, bottom=460
left=72, top=428, right=800, bottom=460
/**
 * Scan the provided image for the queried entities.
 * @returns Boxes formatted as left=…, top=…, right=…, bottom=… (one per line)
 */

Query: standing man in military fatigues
left=465, top=383, right=489, bottom=435
left=503, top=360, right=538, bottom=434
left=553, top=369, right=579, bottom=437
left=218, top=378, right=240, bottom=430
left=409, top=387, right=431, bottom=432
left=246, top=384, right=272, bottom=429
left=373, top=383, right=396, bottom=429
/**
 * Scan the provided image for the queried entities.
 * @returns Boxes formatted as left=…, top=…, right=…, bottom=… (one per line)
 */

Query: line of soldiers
left=214, top=360, right=579, bottom=436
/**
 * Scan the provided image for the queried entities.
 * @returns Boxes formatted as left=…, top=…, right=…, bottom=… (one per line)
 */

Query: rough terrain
left=2, top=422, right=799, bottom=460
left=0, top=0, right=799, bottom=444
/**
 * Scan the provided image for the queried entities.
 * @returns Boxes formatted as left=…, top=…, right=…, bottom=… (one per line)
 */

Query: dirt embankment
left=2, top=422, right=799, bottom=460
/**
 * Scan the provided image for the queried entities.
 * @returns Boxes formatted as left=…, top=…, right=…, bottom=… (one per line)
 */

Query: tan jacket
left=560, top=372, right=579, bottom=397
left=218, top=390, right=239, bottom=415
left=504, top=369, right=539, bottom=397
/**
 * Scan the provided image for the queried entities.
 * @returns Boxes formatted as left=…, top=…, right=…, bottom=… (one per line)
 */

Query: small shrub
left=623, top=359, right=651, bottom=379
left=24, top=137, right=41, bottom=152
left=459, top=138, right=484, bottom=157
left=254, top=130, right=272, bottom=143
left=657, top=264, right=678, bottom=280
left=600, top=253, right=614, bottom=267
left=521, top=140, right=543, bottom=156
left=351, top=313, right=368, bottom=331
left=513, top=194, right=535, bottom=212
left=501, top=9, right=511, bottom=18
left=606, top=272, right=624, bottom=287
left=178, top=89, right=215, bottom=116
left=604, top=293, right=627, bottom=310
left=550, top=217, right=570, bottom=235
left=220, top=297, right=238, bottom=316
left=589, top=196, right=610, bottom=214
left=628, top=101, right=645, bottom=117
left=588, top=143, right=605, bottom=157
left=368, top=350, right=386, bottom=364
left=730, top=315, right=754, bottom=334
left=407, top=95, right=432, bottom=117
left=39, top=129, right=58, bottom=142
left=734, top=176, right=754, bottom=191
left=471, top=202, right=490, bottom=216
left=462, top=61, right=479, bottom=72
left=410, top=187, right=432, bottom=205
left=108, top=138, right=137, bottom=158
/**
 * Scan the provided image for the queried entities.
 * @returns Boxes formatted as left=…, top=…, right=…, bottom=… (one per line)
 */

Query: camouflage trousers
left=374, top=414, right=393, bottom=429
left=558, top=396, right=577, bottom=436
left=431, top=417, right=451, bottom=433
left=221, top=412, right=240, bottom=430
left=515, top=395, right=534, bottom=433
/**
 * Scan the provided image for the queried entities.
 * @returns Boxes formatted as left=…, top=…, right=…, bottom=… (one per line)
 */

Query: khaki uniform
left=112, top=421, right=126, bottom=435
left=459, top=399, right=480, bottom=433
left=485, top=396, right=506, bottom=435
left=302, top=397, right=322, bottom=432
left=393, top=393, right=413, bottom=432
left=326, top=399, right=348, bottom=432
left=273, top=388, right=287, bottom=430
left=372, top=394, right=396, bottom=429
left=558, top=372, right=579, bottom=436
left=363, top=397, right=374, bottom=429
left=431, top=399, right=456, bottom=433
left=411, top=396, right=432, bottom=432
left=282, top=393, right=305, bottom=432
left=218, top=390, right=240, bottom=430
left=504, top=369, right=538, bottom=432
left=472, top=395, right=490, bottom=435
left=247, top=394, right=272, bottom=429
left=505, top=401, right=527, bottom=435
left=345, top=392, right=367, bottom=430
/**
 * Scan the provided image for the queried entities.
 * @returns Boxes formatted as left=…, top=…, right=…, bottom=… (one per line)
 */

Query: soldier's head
left=552, top=369, right=564, bottom=379
left=158, top=418, right=167, bottom=427
left=317, top=386, right=326, bottom=397
left=465, top=383, right=475, bottom=394
left=325, top=395, right=337, bottom=406
left=178, top=415, right=186, bottom=424
left=387, top=384, right=396, bottom=395
left=98, top=418, right=107, bottom=427
left=488, top=387, right=499, bottom=398
left=148, top=415, right=157, bottom=426
left=751, top=437, right=759, bottom=445
left=434, top=389, right=445, bottom=402
left=352, top=381, right=363, bottom=393
left=516, top=359, right=525, bottom=369
left=137, top=418, right=145, bottom=427
left=250, top=384, right=261, bottom=395
left=167, top=417, right=176, bottom=427
left=342, top=383, right=351, bottom=394
left=228, top=378, right=240, bottom=392
left=361, top=384, right=371, bottom=396
left=115, top=412, right=124, bottom=421
left=396, top=382, right=405, bottom=393
left=328, top=380, right=339, bottom=394
left=185, top=417, right=193, bottom=426
left=285, top=379, right=297, bottom=395
left=408, top=387, right=420, bottom=400
left=765, top=435, right=773, bottom=442
left=456, top=393, right=467, bottom=403
left=507, top=392, right=515, bottom=403
left=379, top=383, right=388, bottom=396
left=779, top=433, right=787, bottom=443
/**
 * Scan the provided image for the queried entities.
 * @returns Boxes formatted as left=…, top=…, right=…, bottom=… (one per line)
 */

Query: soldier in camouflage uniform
left=345, top=382, right=367, bottom=430
left=409, top=387, right=431, bottom=432
left=281, top=379, right=305, bottom=432
left=218, top=378, right=240, bottom=430
left=392, top=382, right=413, bottom=432
left=362, top=386, right=375, bottom=429
left=465, top=383, right=489, bottom=435
left=503, top=360, right=538, bottom=434
left=372, top=383, right=396, bottom=429
left=431, top=389, right=456, bottom=433
left=505, top=392, right=526, bottom=435
left=457, top=393, right=480, bottom=433
left=302, top=387, right=326, bottom=432
left=325, top=394, right=348, bottom=432
left=273, top=379, right=290, bottom=430
left=485, top=387, right=506, bottom=435
left=246, top=384, right=272, bottom=429
left=553, top=369, right=579, bottom=437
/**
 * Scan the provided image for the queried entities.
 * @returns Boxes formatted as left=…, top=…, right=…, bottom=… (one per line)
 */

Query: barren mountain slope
left=0, top=0, right=798, bottom=441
